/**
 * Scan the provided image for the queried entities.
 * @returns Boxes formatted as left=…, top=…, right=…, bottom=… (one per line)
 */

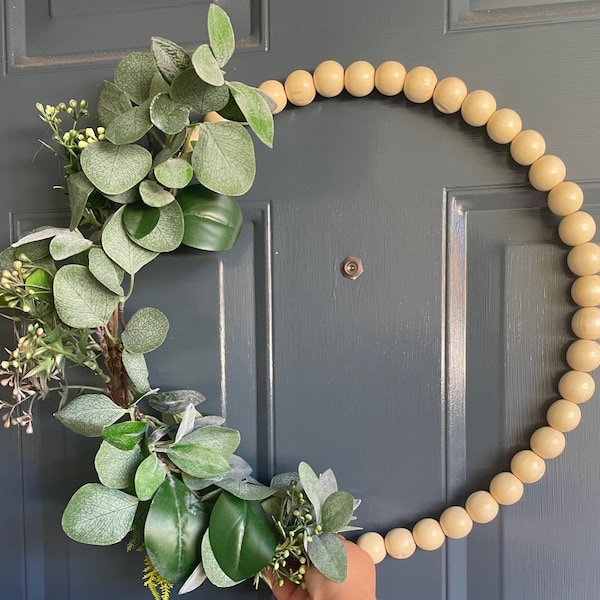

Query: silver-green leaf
left=105, top=102, right=153, bottom=145
left=88, top=247, right=124, bottom=295
left=126, top=200, right=185, bottom=253
left=135, top=452, right=168, bottom=501
left=95, top=440, right=143, bottom=489
left=201, top=530, right=242, bottom=588
left=49, top=230, right=92, bottom=261
left=139, top=180, right=176, bottom=208
left=298, top=461, right=323, bottom=522
left=122, top=350, right=151, bottom=393
left=114, top=52, right=157, bottom=105
left=192, top=44, right=224, bottom=87
left=227, top=82, right=274, bottom=147
left=151, top=36, right=192, bottom=84
left=67, top=171, right=95, bottom=231
left=177, top=426, right=240, bottom=458
left=207, top=3, right=235, bottom=67
left=122, top=307, right=169, bottom=354
left=154, top=158, right=193, bottom=189
left=97, top=81, right=133, bottom=128
left=306, top=533, right=347, bottom=583
left=149, top=92, right=190, bottom=135
left=171, top=68, right=229, bottom=114
left=54, top=393, right=126, bottom=437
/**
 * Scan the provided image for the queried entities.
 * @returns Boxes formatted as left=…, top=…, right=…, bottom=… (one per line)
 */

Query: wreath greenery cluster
left=0, top=5, right=359, bottom=598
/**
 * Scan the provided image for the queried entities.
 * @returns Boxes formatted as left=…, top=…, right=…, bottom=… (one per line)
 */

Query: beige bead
left=403, top=66, right=437, bottom=104
left=412, top=518, right=445, bottom=551
left=384, top=528, right=416, bottom=559
left=510, top=130, right=546, bottom=166
left=558, top=212, right=596, bottom=246
left=489, top=472, right=524, bottom=505
left=357, top=531, right=386, bottom=564
left=258, top=80, right=287, bottom=114
left=572, top=306, right=600, bottom=339
left=432, top=77, right=468, bottom=114
left=567, top=243, right=600, bottom=276
left=511, top=450, right=546, bottom=484
left=183, top=124, right=200, bottom=153
left=439, top=506, right=473, bottom=539
left=528, top=155, right=566, bottom=191
left=203, top=111, right=227, bottom=123
left=566, top=339, right=600, bottom=372
left=558, top=370, right=595, bottom=404
left=530, top=426, right=566, bottom=459
left=546, top=399, right=582, bottom=432
left=284, top=70, right=316, bottom=106
left=344, top=61, right=375, bottom=97
left=313, top=60, right=345, bottom=98
left=572, top=275, right=600, bottom=307
left=465, top=490, right=499, bottom=523
left=547, top=181, right=584, bottom=216
left=486, top=108, right=522, bottom=144
left=375, top=61, right=406, bottom=96
left=461, top=90, right=497, bottom=127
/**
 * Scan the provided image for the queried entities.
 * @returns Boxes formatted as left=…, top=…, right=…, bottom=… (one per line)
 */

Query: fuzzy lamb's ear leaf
left=179, top=563, right=207, bottom=594
left=321, top=491, right=355, bottom=533
left=105, top=101, right=153, bottom=145
left=12, top=227, right=69, bottom=247
left=227, top=82, right=274, bottom=147
left=97, top=81, right=133, bottom=128
left=67, top=171, right=95, bottom=230
left=167, top=442, right=231, bottom=479
left=151, top=36, right=192, bottom=84
left=306, top=533, right=347, bottom=583
left=49, top=230, right=93, bottom=261
left=192, top=44, right=224, bottom=87
left=207, top=3, right=235, bottom=67
left=177, top=426, right=240, bottom=458
left=88, top=247, right=124, bottom=295
left=149, top=92, right=189, bottom=135
left=55, top=393, right=126, bottom=437
left=146, top=389, right=206, bottom=414
left=114, top=51, right=157, bottom=105
left=298, top=462, right=323, bottom=522
left=171, top=68, right=229, bottom=114
left=122, top=306, right=169, bottom=354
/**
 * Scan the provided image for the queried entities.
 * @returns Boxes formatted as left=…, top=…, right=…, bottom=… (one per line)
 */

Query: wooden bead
left=547, top=181, right=584, bottom=216
left=204, top=111, right=227, bottom=123
left=357, top=532, right=386, bottom=564
left=567, top=242, right=600, bottom=276
left=465, top=490, right=499, bottom=523
left=572, top=306, right=600, bottom=339
left=412, top=518, right=445, bottom=551
left=510, top=130, right=546, bottom=166
left=489, top=472, right=524, bottom=505
left=511, top=450, right=546, bottom=484
left=344, top=61, right=375, bottom=97
left=184, top=124, right=200, bottom=153
left=439, top=506, right=473, bottom=539
left=558, top=370, right=595, bottom=404
left=571, top=275, right=600, bottom=307
left=432, top=76, right=468, bottom=114
left=530, top=426, right=566, bottom=459
left=558, top=211, right=596, bottom=246
left=486, top=108, right=522, bottom=144
left=284, top=70, right=316, bottom=106
left=566, top=339, right=600, bottom=372
left=313, top=60, right=345, bottom=98
left=258, top=80, right=287, bottom=114
left=546, top=399, right=582, bottom=432
left=403, top=66, right=437, bottom=103
left=461, top=90, right=497, bottom=127
left=385, top=528, right=416, bottom=559
left=528, top=155, right=566, bottom=191
left=375, top=61, right=406, bottom=96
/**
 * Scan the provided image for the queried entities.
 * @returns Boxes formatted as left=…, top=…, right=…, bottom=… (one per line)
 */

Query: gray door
left=2, top=1, right=600, bottom=599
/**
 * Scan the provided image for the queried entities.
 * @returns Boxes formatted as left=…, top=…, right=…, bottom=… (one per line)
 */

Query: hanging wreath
left=1, top=3, right=597, bottom=599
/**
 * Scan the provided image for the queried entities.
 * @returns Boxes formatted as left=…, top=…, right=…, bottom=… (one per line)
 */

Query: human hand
left=271, top=540, right=376, bottom=600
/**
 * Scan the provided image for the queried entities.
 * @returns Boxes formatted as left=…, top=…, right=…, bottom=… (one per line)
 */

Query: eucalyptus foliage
left=0, top=4, right=360, bottom=598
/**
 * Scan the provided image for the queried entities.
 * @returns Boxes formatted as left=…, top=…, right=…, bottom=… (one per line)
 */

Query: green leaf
left=145, top=476, right=209, bottom=583
left=154, top=158, right=193, bottom=189
left=25, top=268, right=53, bottom=303
left=97, top=81, right=133, bottom=128
left=192, top=44, right=224, bottom=87
left=217, top=478, right=276, bottom=501
left=171, top=68, right=229, bottom=114
left=167, top=443, right=231, bottom=479
left=138, top=180, right=175, bottom=208
left=95, top=440, right=143, bottom=489
left=124, top=200, right=185, bottom=253
left=192, top=122, right=255, bottom=196
left=102, top=420, right=146, bottom=450
left=134, top=452, right=167, bottom=501
left=201, top=530, right=242, bottom=587
left=88, top=247, right=124, bottom=295
left=306, top=533, right=347, bottom=583
left=49, top=230, right=93, bottom=261
left=102, top=206, right=158, bottom=275
left=298, top=462, right=323, bottom=521
left=104, top=102, right=153, bottom=145
left=321, top=491, right=355, bottom=533
left=54, top=393, right=126, bottom=437
left=149, top=70, right=171, bottom=98
left=178, top=184, right=243, bottom=251
left=62, top=483, right=139, bottom=545
left=149, top=92, right=189, bottom=135
left=122, top=203, right=160, bottom=238
left=80, top=141, right=152, bottom=196
left=122, top=350, right=151, bottom=393
left=208, top=491, right=277, bottom=581
left=227, top=82, right=274, bottom=147
left=114, top=52, right=157, bottom=105
left=122, top=306, right=169, bottom=354
left=53, top=264, right=120, bottom=328
left=67, top=171, right=95, bottom=230
left=151, top=36, right=192, bottom=84
left=208, top=3, right=235, bottom=67
left=177, top=425, right=240, bottom=458
left=146, top=389, right=206, bottom=414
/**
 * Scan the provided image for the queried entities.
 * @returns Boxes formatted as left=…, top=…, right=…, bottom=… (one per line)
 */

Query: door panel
left=1, top=1, right=599, bottom=599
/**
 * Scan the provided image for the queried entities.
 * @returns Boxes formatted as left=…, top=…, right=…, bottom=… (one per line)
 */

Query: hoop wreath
left=250, top=61, right=599, bottom=564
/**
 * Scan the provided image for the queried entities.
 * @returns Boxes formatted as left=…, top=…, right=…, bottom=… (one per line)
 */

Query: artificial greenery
left=0, top=4, right=359, bottom=597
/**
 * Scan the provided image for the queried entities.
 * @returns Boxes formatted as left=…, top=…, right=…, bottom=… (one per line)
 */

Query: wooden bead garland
left=257, top=59, right=599, bottom=565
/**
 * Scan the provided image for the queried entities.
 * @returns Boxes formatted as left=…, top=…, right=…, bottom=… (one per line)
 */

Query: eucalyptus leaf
left=216, top=478, right=276, bottom=501
left=298, top=462, right=323, bottom=522
left=192, top=44, right=224, bottom=87
left=153, top=129, right=187, bottom=168
left=154, top=158, right=193, bottom=189
left=208, top=3, right=235, bottom=67
left=122, top=306, right=169, bottom=354
left=0, top=245, right=16, bottom=271
left=95, top=440, right=143, bottom=489
left=151, top=36, right=193, bottom=84
left=102, top=420, right=146, bottom=451
left=321, top=491, right=355, bottom=533
left=122, top=203, right=160, bottom=238
left=145, top=476, right=209, bottom=583
left=201, top=530, right=242, bottom=588
left=80, top=141, right=152, bottom=196
left=306, top=533, right=347, bottom=583
left=138, top=180, right=175, bottom=208
left=171, top=68, right=229, bottom=114
left=167, top=443, right=231, bottom=479
left=179, top=563, right=207, bottom=594
left=88, top=247, right=124, bottom=295
left=147, top=389, right=206, bottom=414
left=97, top=81, right=133, bottom=128
left=149, top=92, right=190, bottom=135
left=134, top=452, right=168, bottom=501
left=105, top=102, right=153, bottom=145
left=227, top=82, right=274, bottom=147
left=61, top=483, right=138, bottom=545
left=102, top=187, right=139, bottom=205
left=49, top=230, right=93, bottom=261
left=149, top=70, right=171, bottom=98
left=12, top=226, right=69, bottom=247
left=67, top=171, right=95, bottom=230
left=192, top=122, right=255, bottom=196
left=53, top=264, right=120, bottom=328
left=177, top=426, right=240, bottom=458
left=114, top=51, right=157, bottom=104
left=54, top=393, right=126, bottom=437
left=124, top=200, right=185, bottom=253
left=122, top=350, right=151, bottom=393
